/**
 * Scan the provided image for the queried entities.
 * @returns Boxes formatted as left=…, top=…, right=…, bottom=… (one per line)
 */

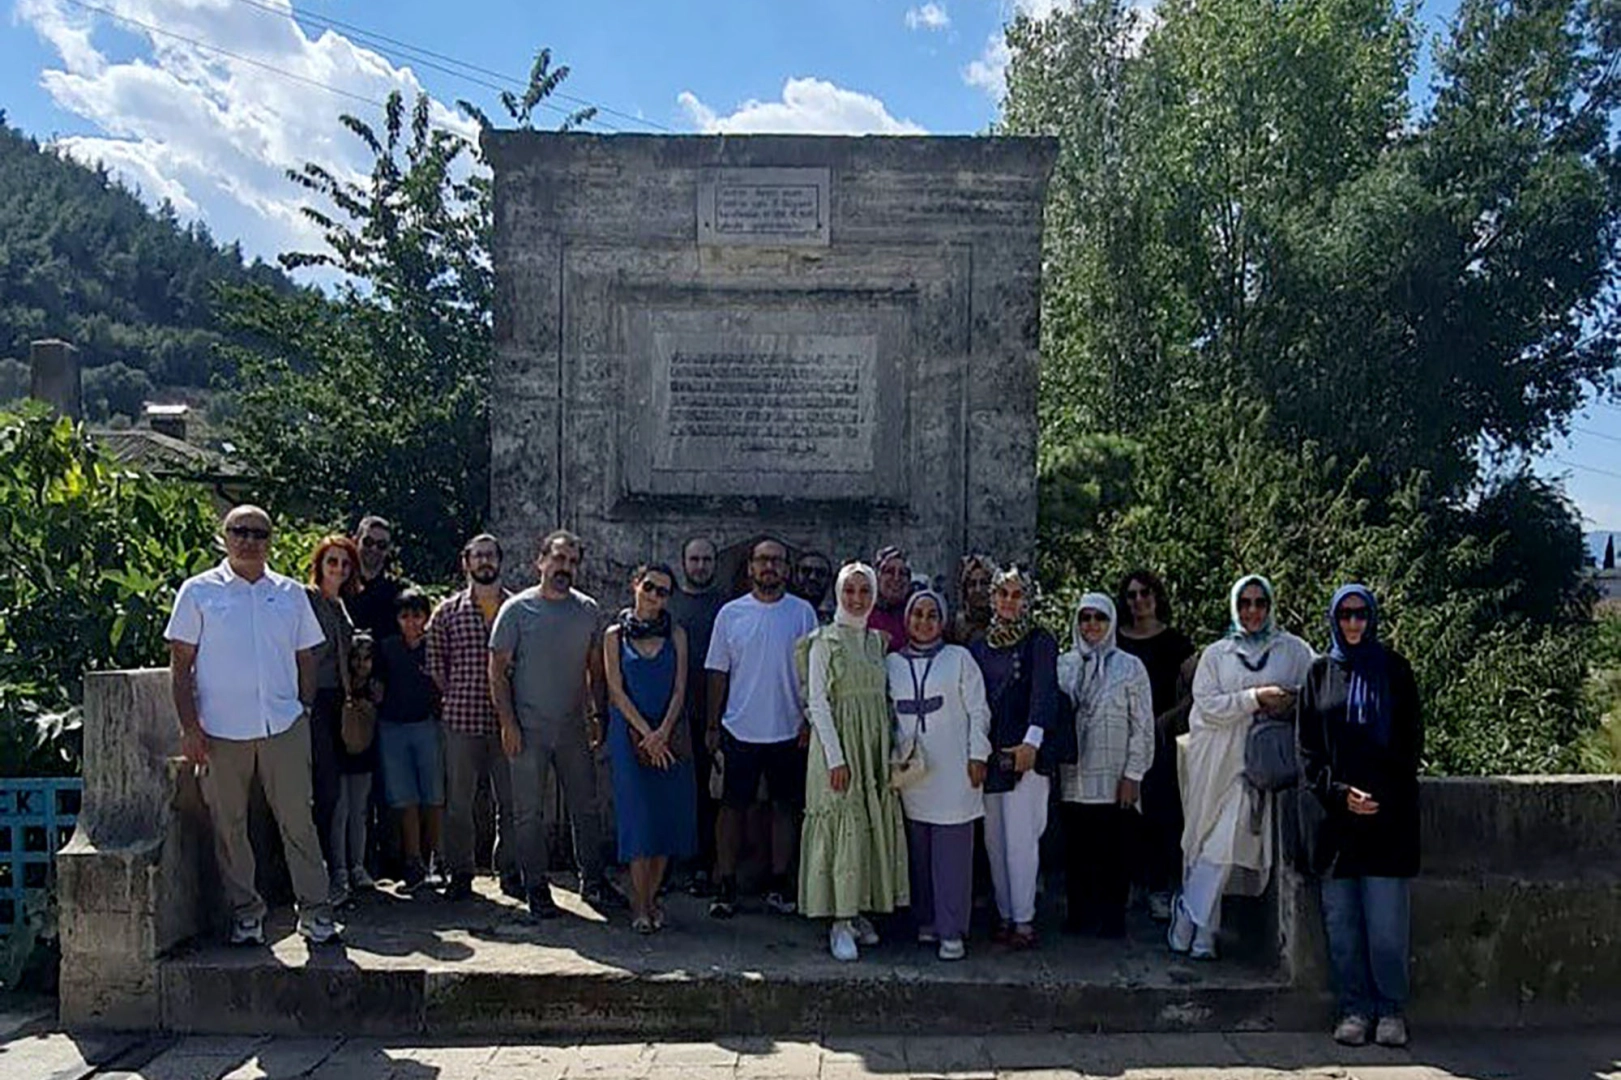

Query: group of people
left=165, top=507, right=1422, bottom=1049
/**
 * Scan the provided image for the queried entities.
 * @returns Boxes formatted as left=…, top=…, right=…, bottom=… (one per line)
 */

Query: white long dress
left=1180, top=630, right=1314, bottom=917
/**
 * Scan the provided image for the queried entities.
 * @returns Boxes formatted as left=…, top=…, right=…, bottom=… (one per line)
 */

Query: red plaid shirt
left=426, top=586, right=510, bottom=736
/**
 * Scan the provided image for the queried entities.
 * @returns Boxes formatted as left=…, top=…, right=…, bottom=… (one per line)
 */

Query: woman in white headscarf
left=798, top=562, right=909, bottom=962
left=1171, top=574, right=1314, bottom=960
left=1056, top=592, right=1153, bottom=938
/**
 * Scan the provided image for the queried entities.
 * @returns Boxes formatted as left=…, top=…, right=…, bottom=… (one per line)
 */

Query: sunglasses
left=1077, top=611, right=1109, bottom=625
left=1125, top=586, right=1153, bottom=600
left=639, top=581, right=672, bottom=598
left=1236, top=597, right=1271, bottom=611
left=226, top=526, right=271, bottom=541
left=1336, top=607, right=1371, bottom=623
left=361, top=537, right=391, bottom=550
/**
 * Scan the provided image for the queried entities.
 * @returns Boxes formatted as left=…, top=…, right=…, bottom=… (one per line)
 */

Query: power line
left=1573, top=425, right=1621, bottom=445
left=1549, top=456, right=1621, bottom=482
left=221, top=0, right=670, bottom=132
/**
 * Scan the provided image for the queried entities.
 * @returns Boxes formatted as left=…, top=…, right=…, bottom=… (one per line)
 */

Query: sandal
left=651, top=905, right=666, bottom=931
left=632, top=915, right=655, bottom=935
left=1008, top=926, right=1039, bottom=951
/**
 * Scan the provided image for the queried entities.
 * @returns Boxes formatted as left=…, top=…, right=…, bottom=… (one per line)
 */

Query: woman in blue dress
left=603, top=562, right=697, bottom=933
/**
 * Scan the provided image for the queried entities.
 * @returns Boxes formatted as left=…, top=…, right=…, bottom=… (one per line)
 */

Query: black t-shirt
left=345, top=573, right=408, bottom=639
left=1118, top=626, right=1195, bottom=719
left=376, top=635, right=437, bottom=725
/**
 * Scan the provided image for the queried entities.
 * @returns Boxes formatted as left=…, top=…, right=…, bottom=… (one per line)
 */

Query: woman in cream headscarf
left=798, top=562, right=909, bottom=961
left=1056, top=592, right=1153, bottom=938
left=1171, top=574, right=1314, bottom=960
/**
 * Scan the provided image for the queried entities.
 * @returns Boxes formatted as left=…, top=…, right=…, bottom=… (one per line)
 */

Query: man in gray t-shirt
left=490, top=529, right=611, bottom=917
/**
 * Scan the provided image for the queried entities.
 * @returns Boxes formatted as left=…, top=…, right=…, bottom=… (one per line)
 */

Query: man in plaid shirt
left=428, top=533, right=519, bottom=901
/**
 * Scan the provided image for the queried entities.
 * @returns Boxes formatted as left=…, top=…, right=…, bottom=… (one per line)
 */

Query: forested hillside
left=0, top=115, right=294, bottom=420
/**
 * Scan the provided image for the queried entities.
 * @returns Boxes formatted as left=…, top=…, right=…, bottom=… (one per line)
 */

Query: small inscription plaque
left=697, top=167, right=831, bottom=247
left=653, top=332, right=875, bottom=473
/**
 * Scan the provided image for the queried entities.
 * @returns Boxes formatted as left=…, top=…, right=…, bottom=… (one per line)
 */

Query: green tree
left=221, top=52, right=590, bottom=580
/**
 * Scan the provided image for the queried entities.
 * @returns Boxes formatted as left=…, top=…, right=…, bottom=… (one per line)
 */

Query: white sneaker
left=350, top=866, right=375, bottom=890
left=937, top=938, right=966, bottom=961
left=851, top=915, right=880, bottom=946
left=1167, top=894, right=1194, bottom=954
left=917, top=928, right=939, bottom=944
left=1334, top=1014, right=1371, bottom=1046
left=297, top=911, right=341, bottom=945
left=1374, top=1015, right=1409, bottom=1048
left=1190, top=925, right=1218, bottom=961
left=829, top=921, right=860, bottom=962
left=229, top=915, right=265, bottom=946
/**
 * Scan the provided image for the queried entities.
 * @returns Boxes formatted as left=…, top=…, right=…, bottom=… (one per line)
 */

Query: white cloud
left=964, top=0, right=1156, bottom=101
left=678, top=77, right=926, bottom=135
left=905, top=3, right=951, bottom=31
left=17, top=0, right=478, bottom=277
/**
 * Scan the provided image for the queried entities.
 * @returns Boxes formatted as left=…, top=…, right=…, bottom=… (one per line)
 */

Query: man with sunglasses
left=166, top=505, right=339, bottom=946
left=346, top=515, right=411, bottom=640
left=489, top=529, right=615, bottom=917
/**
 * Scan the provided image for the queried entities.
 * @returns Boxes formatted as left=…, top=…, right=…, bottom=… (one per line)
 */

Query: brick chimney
left=145, top=403, right=190, bottom=442
left=29, top=339, right=82, bottom=421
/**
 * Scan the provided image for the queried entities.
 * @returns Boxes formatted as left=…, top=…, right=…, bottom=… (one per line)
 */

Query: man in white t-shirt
left=165, top=505, right=338, bottom=946
left=703, top=537, right=819, bottom=918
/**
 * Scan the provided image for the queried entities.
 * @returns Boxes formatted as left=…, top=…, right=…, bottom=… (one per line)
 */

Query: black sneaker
left=580, top=877, right=626, bottom=909
left=527, top=885, right=562, bottom=920
left=400, top=859, right=427, bottom=893
left=442, top=874, right=474, bottom=902
left=687, top=870, right=714, bottom=898
left=708, top=878, right=737, bottom=919
left=499, top=871, right=526, bottom=901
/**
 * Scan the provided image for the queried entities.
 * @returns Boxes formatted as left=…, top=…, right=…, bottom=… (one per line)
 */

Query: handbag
left=889, top=650, right=938, bottom=791
left=889, top=737, right=928, bottom=791
left=337, top=629, right=376, bottom=755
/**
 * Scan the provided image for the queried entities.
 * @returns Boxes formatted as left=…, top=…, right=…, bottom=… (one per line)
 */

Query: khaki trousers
left=200, top=715, right=332, bottom=922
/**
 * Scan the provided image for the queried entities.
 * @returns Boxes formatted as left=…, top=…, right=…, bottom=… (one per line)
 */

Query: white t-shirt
left=704, top=592, right=819, bottom=744
left=164, top=560, right=327, bottom=741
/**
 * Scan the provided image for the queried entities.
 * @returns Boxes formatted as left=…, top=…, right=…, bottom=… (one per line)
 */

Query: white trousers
left=1181, top=857, right=1231, bottom=932
left=983, top=771, right=1049, bottom=925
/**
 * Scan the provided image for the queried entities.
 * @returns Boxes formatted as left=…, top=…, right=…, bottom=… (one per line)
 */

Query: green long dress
left=797, top=624, right=909, bottom=919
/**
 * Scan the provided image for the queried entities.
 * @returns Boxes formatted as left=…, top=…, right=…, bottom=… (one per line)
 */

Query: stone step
left=154, top=883, right=1315, bottom=1039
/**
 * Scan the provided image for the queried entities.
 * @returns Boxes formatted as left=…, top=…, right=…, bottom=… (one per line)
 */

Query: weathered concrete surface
left=484, top=134, right=1056, bottom=595
left=6, top=1027, right=1619, bottom=1080
left=57, top=669, right=214, bottom=1030
left=158, top=885, right=1307, bottom=1039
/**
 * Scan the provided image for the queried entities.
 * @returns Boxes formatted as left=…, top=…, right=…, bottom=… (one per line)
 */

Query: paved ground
left=1, top=1026, right=1617, bottom=1080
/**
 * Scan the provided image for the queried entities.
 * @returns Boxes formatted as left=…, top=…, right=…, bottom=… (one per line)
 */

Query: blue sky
left=1, top=0, right=1616, bottom=535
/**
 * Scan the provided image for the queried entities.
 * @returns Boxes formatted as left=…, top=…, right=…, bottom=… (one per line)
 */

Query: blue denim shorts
left=378, top=721, right=444, bottom=808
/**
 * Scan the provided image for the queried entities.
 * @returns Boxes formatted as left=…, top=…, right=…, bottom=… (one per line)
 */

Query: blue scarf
left=1326, top=583, right=1392, bottom=746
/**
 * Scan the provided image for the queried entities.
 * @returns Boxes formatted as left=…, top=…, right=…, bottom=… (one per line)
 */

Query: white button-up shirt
left=164, top=560, right=327, bottom=740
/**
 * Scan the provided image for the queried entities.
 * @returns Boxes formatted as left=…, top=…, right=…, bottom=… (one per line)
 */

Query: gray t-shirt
left=489, top=586, right=600, bottom=730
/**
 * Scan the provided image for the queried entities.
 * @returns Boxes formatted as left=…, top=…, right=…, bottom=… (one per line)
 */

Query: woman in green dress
left=798, top=561, right=910, bottom=961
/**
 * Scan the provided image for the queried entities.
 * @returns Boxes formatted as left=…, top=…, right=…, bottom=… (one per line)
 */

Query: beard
left=549, top=570, right=573, bottom=591
left=687, top=570, right=714, bottom=590
left=470, top=566, right=500, bottom=585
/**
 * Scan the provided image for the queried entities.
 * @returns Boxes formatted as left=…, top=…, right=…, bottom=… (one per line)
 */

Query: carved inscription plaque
left=652, top=332, right=875, bottom=474
left=697, top=167, right=831, bottom=247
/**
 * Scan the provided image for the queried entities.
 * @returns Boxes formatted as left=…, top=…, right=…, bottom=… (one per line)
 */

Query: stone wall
left=484, top=134, right=1056, bottom=595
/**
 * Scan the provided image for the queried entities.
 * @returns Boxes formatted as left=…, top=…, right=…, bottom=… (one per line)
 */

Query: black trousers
left=309, top=688, right=344, bottom=873
left=1062, top=802, right=1133, bottom=936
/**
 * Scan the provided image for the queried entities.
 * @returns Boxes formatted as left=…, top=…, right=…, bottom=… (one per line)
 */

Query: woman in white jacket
left=1056, top=592, right=1154, bottom=938
left=887, top=589, right=991, bottom=961
left=1171, top=574, right=1314, bottom=960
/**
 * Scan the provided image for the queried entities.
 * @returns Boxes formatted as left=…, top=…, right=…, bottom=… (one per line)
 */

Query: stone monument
left=483, top=134, right=1056, bottom=593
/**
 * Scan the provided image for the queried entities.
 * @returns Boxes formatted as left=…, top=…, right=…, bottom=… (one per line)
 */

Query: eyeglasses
left=1125, top=587, right=1152, bottom=600
left=226, top=526, right=271, bottom=541
left=1236, top=597, right=1271, bottom=611
left=752, top=555, right=786, bottom=566
left=639, top=581, right=672, bottom=598
left=1077, top=611, right=1109, bottom=625
left=1336, top=607, right=1371, bottom=623
left=361, top=537, right=391, bottom=550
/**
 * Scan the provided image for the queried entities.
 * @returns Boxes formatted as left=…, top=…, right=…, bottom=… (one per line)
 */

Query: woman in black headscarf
left=1298, top=584, right=1422, bottom=1050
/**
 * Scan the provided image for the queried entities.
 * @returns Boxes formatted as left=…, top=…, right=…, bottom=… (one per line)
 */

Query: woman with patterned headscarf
left=797, top=562, right=909, bottom=961
left=1171, top=574, right=1313, bottom=960
left=1298, top=585, right=1422, bottom=1049
left=967, top=565, right=1060, bottom=949
left=949, top=554, right=996, bottom=646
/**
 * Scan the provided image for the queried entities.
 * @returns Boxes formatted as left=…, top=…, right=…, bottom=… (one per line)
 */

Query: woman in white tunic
left=887, top=589, right=992, bottom=961
left=1171, top=574, right=1313, bottom=959
left=1056, top=592, right=1154, bottom=938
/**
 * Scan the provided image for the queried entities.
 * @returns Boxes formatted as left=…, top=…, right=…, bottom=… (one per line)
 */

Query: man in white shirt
left=166, top=505, right=338, bottom=946
left=703, top=537, right=819, bottom=918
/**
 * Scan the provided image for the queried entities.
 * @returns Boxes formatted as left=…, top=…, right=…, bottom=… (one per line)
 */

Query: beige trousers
left=200, top=715, right=332, bottom=922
